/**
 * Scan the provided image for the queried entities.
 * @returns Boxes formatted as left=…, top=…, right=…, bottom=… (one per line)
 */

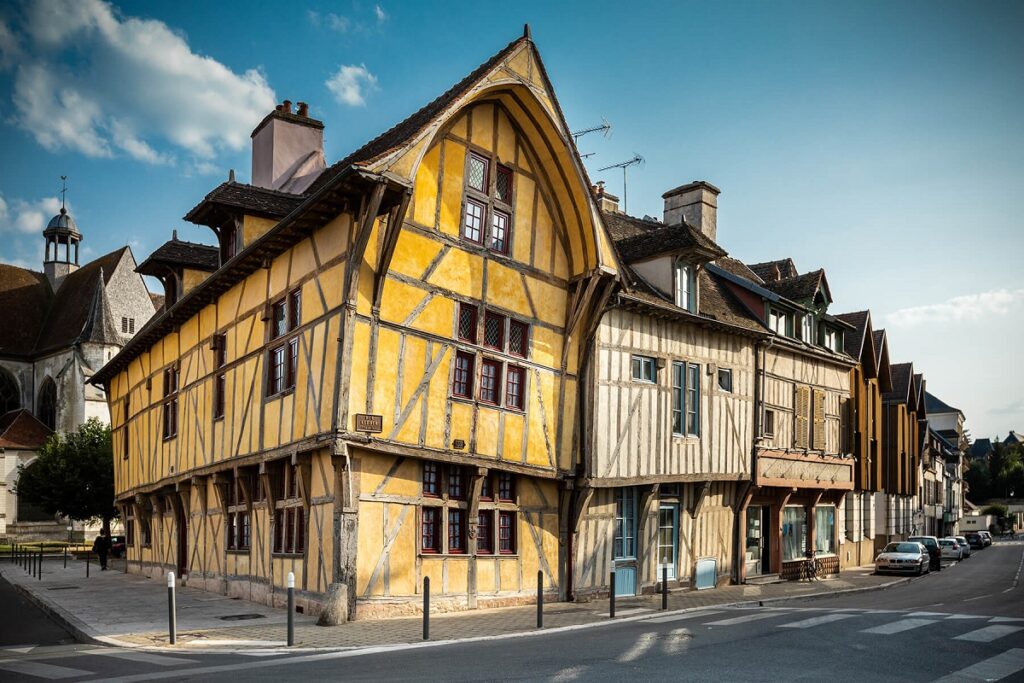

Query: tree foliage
left=14, top=418, right=116, bottom=529
left=966, top=441, right=1023, bottom=505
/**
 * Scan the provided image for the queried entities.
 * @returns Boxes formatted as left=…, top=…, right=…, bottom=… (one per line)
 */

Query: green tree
left=965, top=459, right=992, bottom=502
left=982, top=503, right=1008, bottom=518
left=14, top=418, right=117, bottom=533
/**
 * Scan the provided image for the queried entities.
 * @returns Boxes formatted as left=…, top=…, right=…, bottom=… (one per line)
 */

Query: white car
left=875, top=541, right=930, bottom=575
left=939, top=537, right=963, bottom=560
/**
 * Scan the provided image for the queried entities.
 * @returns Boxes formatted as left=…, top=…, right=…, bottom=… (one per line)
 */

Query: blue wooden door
left=614, top=488, right=638, bottom=596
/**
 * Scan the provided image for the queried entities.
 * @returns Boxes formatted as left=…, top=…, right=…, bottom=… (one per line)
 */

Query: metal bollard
left=86, top=550, right=90, bottom=578
left=537, top=570, right=544, bottom=629
left=422, top=576, right=430, bottom=640
left=609, top=570, right=616, bottom=618
left=167, top=572, right=177, bottom=645
left=287, top=572, right=295, bottom=647
left=64, top=545, right=68, bottom=569
left=38, top=547, right=42, bottom=580
left=662, top=565, right=668, bottom=610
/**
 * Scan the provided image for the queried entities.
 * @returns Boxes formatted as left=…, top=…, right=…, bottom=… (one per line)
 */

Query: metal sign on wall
left=354, top=414, right=383, bottom=434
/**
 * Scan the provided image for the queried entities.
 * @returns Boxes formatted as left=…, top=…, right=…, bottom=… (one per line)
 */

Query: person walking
left=92, top=530, right=111, bottom=571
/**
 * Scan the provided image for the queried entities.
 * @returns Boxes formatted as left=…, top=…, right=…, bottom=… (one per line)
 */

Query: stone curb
left=2, top=563, right=911, bottom=656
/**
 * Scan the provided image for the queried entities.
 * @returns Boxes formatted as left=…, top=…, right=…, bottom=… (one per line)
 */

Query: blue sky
left=0, top=0, right=1022, bottom=439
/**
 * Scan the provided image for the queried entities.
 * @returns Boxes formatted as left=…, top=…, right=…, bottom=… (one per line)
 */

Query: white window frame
left=801, top=313, right=814, bottom=343
left=671, top=361, right=701, bottom=437
left=717, top=368, right=733, bottom=393
left=631, top=355, right=656, bottom=383
left=674, top=260, right=696, bottom=313
left=768, top=307, right=788, bottom=336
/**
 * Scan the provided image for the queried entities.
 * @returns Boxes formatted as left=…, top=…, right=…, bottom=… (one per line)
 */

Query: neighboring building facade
left=93, top=32, right=620, bottom=620
left=834, top=310, right=892, bottom=569
left=880, top=363, right=924, bottom=542
left=0, top=206, right=155, bottom=539
left=925, top=392, right=966, bottom=536
left=573, top=184, right=764, bottom=598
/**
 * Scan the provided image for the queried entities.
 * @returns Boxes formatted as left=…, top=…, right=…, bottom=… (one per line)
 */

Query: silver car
left=939, top=537, right=963, bottom=560
left=875, top=541, right=930, bottom=575
left=955, top=536, right=971, bottom=558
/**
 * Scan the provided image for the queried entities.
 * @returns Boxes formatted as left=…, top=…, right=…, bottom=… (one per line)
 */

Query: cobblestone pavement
left=1, top=556, right=905, bottom=652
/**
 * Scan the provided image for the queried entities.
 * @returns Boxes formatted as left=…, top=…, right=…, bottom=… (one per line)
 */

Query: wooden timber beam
left=343, top=179, right=388, bottom=308
left=371, top=187, right=413, bottom=312
left=689, top=480, right=713, bottom=520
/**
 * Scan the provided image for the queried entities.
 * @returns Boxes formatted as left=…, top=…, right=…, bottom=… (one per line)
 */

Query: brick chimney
left=662, top=181, right=720, bottom=242
left=251, top=100, right=326, bottom=194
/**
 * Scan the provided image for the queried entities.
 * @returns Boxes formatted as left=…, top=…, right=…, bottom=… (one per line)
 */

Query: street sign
left=354, top=413, right=383, bottom=434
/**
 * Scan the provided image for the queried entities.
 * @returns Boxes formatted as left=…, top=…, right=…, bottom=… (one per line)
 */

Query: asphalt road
left=1, top=540, right=1022, bottom=682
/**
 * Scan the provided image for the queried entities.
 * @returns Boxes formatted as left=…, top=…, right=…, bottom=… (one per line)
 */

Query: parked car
left=978, top=531, right=993, bottom=547
left=875, top=542, right=930, bottom=576
left=965, top=532, right=984, bottom=549
left=939, top=537, right=963, bottom=560
left=909, top=535, right=942, bottom=569
left=109, top=535, right=126, bottom=558
left=954, top=536, right=971, bottom=558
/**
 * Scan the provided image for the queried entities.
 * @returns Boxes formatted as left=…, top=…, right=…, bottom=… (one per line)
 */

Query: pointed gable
left=0, top=408, right=52, bottom=450
left=836, top=310, right=877, bottom=379
left=872, top=329, right=893, bottom=393
left=0, top=264, right=52, bottom=358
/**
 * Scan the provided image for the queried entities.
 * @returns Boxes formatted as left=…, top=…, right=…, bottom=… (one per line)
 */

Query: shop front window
left=782, top=506, right=807, bottom=562
left=815, top=505, right=836, bottom=554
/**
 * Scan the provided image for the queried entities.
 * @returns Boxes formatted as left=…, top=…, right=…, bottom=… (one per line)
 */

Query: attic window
left=121, top=317, right=135, bottom=334
left=674, top=261, right=696, bottom=313
left=823, top=327, right=840, bottom=352
left=768, top=307, right=789, bottom=336
left=461, top=151, right=515, bottom=256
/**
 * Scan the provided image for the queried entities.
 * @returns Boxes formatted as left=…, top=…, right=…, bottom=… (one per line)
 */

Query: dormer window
left=823, top=327, right=840, bottom=352
left=768, top=307, right=789, bottom=336
left=674, top=260, right=696, bottom=313
left=801, top=313, right=814, bottom=343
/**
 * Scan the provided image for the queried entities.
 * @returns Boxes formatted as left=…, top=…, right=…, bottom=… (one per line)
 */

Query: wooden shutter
left=794, top=385, right=810, bottom=449
left=812, top=388, right=827, bottom=451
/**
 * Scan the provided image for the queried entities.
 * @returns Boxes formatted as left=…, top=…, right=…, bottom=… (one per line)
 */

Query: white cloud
left=307, top=10, right=351, bottom=32
left=8, top=0, right=275, bottom=165
left=0, top=195, right=65, bottom=235
left=886, top=288, right=1024, bottom=327
left=0, top=18, right=23, bottom=68
left=374, top=4, right=388, bottom=23
left=326, top=63, right=378, bottom=107
left=991, top=399, right=1024, bottom=416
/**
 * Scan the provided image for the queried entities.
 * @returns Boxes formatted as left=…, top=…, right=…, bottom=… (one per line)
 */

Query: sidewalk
left=1, top=556, right=907, bottom=653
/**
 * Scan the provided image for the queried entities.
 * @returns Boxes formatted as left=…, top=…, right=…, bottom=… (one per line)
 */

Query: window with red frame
left=162, top=366, right=178, bottom=440
left=505, top=366, right=525, bottom=410
left=484, top=312, right=505, bottom=350
left=490, top=210, right=510, bottom=255
left=448, top=466, right=465, bottom=499
left=480, top=474, right=492, bottom=500
left=497, top=472, right=515, bottom=502
left=421, top=507, right=440, bottom=553
left=508, top=320, right=528, bottom=358
left=266, top=290, right=300, bottom=397
left=498, top=511, right=516, bottom=554
left=495, top=165, right=513, bottom=204
left=458, top=303, right=478, bottom=343
left=422, top=462, right=440, bottom=496
left=479, top=359, right=502, bottom=405
left=448, top=509, right=466, bottom=553
left=463, top=199, right=485, bottom=243
left=467, top=153, right=489, bottom=192
left=461, top=152, right=515, bottom=255
left=213, top=334, right=227, bottom=420
left=452, top=351, right=475, bottom=398
left=477, top=512, right=493, bottom=553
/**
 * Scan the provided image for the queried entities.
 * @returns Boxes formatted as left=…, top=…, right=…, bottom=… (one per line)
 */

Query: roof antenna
left=598, top=154, right=644, bottom=213
left=571, top=118, right=612, bottom=146
left=523, top=24, right=531, bottom=40
left=60, top=175, right=68, bottom=213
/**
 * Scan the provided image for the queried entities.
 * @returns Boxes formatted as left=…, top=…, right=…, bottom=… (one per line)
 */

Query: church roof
left=0, top=265, right=53, bottom=357
left=137, top=238, right=220, bottom=276
left=43, top=207, right=82, bottom=239
left=0, top=409, right=53, bottom=450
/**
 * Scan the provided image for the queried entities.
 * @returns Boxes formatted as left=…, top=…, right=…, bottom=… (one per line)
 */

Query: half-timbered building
left=879, top=361, right=925, bottom=544
left=91, top=30, right=619, bottom=620
left=573, top=183, right=765, bottom=598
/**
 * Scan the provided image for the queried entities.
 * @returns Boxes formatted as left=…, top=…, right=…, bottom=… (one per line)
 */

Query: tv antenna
left=579, top=152, right=596, bottom=159
left=598, top=154, right=644, bottom=213
left=571, top=118, right=612, bottom=146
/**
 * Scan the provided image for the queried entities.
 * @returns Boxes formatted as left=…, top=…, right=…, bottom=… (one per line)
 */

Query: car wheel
left=916, top=561, right=923, bottom=576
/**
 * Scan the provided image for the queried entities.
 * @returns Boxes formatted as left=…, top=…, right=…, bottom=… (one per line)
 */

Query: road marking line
left=861, top=618, right=938, bottom=635
left=0, top=660, right=93, bottom=679
left=645, top=609, right=724, bottom=624
left=778, top=613, right=856, bottom=629
left=932, top=648, right=1024, bottom=682
left=550, top=665, right=588, bottom=682
left=617, top=632, right=657, bottom=663
left=963, top=594, right=991, bottom=602
left=954, top=625, right=1024, bottom=643
left=706, top=612, right=791, bottom=626
left=990, top=617, right=1024, bottom=623
left=662, top=628, right=691, bottom=656
left=945, top=614, right=987, bottom=620
left=87, top=651, right=199, bottom=666
left=909, top=611, right=948, bottom=617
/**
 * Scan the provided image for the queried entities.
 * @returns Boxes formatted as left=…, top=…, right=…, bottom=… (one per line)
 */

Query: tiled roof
left=0, top=409, right=53, bottom=450
left=149, top=292, right=166, bottom=310
left=137, top=239, right=219, bottom=275
left=713, top=257, right=764, bottom=284
left=34, top=248, right=128, bottom=355
left=760, top=269, right=826, bottom=302
left=748, top=258, right=798, bottom=282
left=184, top=181, right=305, bottom=226
left=836, top=310, right=870, bottom=359
left=1006, top=431, right=1024, bottom=445
left=0, top=265, right=52, bottom=358
left=969, top=438, right=993, bottom=458
left=925, top=391, right=962, bottom=416
left=884, top=362, right=913, bottom=404
left=603, top=211, right=726, bottom=262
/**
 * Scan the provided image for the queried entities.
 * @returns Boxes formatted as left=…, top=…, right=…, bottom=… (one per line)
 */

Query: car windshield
left=884, top=543, right=921, bottom=553
left=940, top=540, right=955, bottom=546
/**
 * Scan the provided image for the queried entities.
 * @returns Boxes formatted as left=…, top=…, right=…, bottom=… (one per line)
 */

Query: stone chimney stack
left=251, top=100, right=326, bottom=194
left=592, top=181, right=620, bottom=213
left=662, top=181, right=720, bottom=243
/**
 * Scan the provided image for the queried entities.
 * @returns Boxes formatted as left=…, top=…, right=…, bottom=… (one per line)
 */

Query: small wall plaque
left=354, top=413, right=383, bottom=434
left=452, top=439, right=466, bottom=449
